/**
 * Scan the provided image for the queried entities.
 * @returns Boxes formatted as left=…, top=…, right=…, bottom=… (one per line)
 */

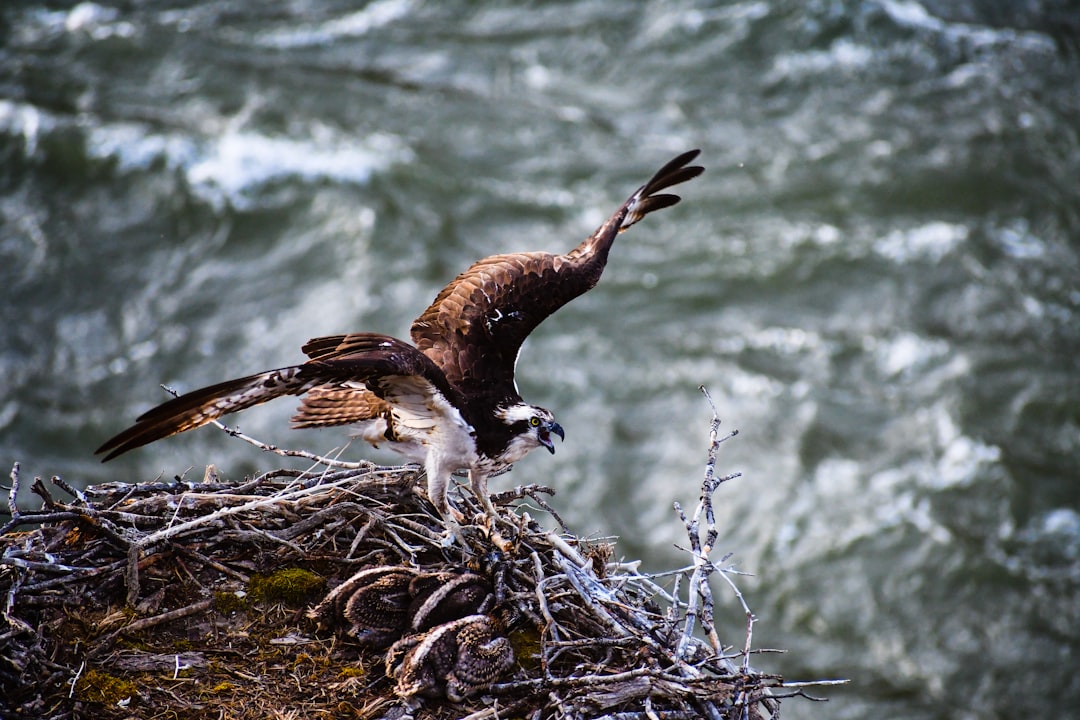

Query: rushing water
left=3, top=1, right=1079, bottom=717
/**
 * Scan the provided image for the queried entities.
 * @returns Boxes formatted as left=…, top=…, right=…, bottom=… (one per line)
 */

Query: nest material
left=1, top=409, right=836, bottom=719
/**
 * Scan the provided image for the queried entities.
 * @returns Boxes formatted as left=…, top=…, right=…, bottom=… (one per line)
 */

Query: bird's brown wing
left=98, top=334, right=462, bottom=460
left=407, top=150, right=703, bottom=399
left=290, top=385, right=390, bottom=429
left=95, top=366, right=317, bottom=461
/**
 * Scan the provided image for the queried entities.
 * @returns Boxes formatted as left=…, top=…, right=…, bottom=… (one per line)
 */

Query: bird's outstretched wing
left=290, top=385, right=390, bottom=429
left=408, top=150, right=703, bottom=399
left=96, top=334, right=461, bottom=461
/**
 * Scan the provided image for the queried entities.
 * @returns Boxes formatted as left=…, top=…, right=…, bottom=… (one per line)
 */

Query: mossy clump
left=213, top=589, right=248, bottom=615
left=74, top=668, right=140, bottom=704
left=248, top=568, right=325, bottom=607
left=507, top=625, right=543, bottom=673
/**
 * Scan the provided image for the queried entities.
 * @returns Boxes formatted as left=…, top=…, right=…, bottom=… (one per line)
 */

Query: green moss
left=74, top=668, right=140, bottom=704
left=508, top=626, right=543, bottom=673
left=213, top=589, right=248, bottom=615
left=247, top=568, right=325, bottom=607
left=338, top=666, right=366, bottom=678
left=172, top=638, right=195, bottom=653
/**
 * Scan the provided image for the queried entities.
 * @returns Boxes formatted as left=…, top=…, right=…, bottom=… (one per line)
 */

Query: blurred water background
left=3, top=1, right=1079, bottom=717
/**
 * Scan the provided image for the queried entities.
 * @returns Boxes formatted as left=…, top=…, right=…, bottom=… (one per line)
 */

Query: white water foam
left=85, top=119, right=411, bottom=210
left=253, top=0, right=415, bottom=49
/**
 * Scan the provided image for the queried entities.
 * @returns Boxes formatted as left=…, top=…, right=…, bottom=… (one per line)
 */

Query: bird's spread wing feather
left=97, top=334, right=463, bottom=461
left=95, top=367, right=316, bottom=461
left=408, top=150, right=703, bottom=398
left=290, top=385, right=389, bottom=429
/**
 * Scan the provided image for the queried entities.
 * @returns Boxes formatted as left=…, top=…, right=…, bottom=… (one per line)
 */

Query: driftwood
left=0, top=391, right=843, bottom=719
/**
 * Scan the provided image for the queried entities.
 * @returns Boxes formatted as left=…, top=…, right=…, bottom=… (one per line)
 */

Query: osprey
left=97, top=150, right=703, bottom=529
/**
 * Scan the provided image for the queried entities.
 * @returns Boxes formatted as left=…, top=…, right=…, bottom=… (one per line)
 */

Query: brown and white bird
left=96, top=150, right=703, bottom=528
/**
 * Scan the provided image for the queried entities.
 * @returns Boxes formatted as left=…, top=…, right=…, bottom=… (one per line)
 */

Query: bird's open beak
left=540, top=421, right=565, bottom=454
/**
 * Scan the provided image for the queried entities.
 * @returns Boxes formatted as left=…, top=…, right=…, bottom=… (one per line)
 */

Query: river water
left=3, top=1, right=1079, bottom=717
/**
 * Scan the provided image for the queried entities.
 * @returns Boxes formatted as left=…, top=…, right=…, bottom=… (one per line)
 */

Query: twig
left=237, top=520, right=306, bottom=554
left=1, top=556, right=109, bottom=574
left=125, top=544, right=141, bottom=606
left=50, top=475, right=87, bottom=503
left=7, top=462, right=21, bottom=521
left=523, top=487, right=568, bottom=532
left=546, top=531, right=588, bottom=568
left=348, top=514, right=380, bottom=558
left=171, top=544, right=250, bottom=583
left=779, top=679, right=850, bottom=689
left=3, top=561, right=33, bottom=634
left=68, top=660, right=86, bottom=699
left=20, top=560, right=127, bottom=594
left=96, top=598, right=216, bottom=651
left=29, top=477, right=56, bottom=509
left=2, top=512, right=83, bottom=535
left=713, top=565, right=756, bottom=672
left=531, top=551, right=560, bottom=668
left=673, top=389, right=747, bottom=668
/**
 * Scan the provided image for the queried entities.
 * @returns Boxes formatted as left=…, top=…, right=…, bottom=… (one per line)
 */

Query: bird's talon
left=441, top=516, right=468, bottom=548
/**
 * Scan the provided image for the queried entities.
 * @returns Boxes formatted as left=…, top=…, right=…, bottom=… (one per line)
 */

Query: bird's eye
left=530, top=417, right=541, bottom=427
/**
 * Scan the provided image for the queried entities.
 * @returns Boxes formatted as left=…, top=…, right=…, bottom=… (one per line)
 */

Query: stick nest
left=2, top=409, right=833, bottom=719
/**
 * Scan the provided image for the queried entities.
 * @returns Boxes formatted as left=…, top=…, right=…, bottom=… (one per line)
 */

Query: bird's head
left=495, top=403, right=565, bottom=462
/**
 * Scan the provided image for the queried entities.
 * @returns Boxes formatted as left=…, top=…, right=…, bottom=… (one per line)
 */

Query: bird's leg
left=468, top=470, right=511, bottom=552
left=469, top=470, right=500, bottom=520
left=425, top=460, right=467, bottom=547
